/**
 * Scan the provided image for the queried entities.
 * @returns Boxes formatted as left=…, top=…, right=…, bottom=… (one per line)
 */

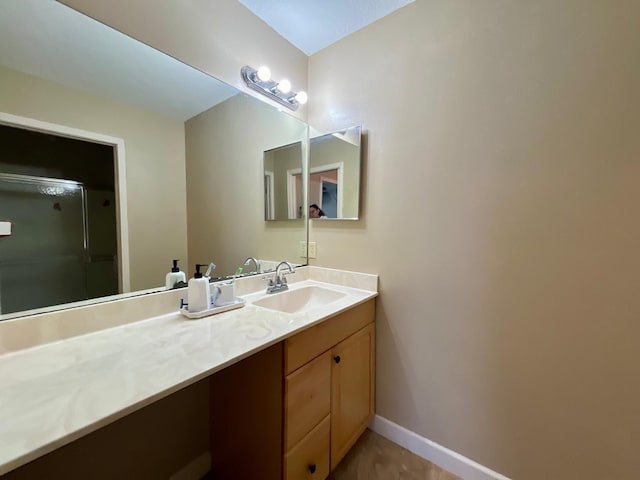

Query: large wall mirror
left=0, top=0, right=308, bottom=320
left=308, top=126, right=361, bottom=220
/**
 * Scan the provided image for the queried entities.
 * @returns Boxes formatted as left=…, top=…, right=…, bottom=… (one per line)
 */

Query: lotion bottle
left=188, top=264, right=211, bottom=312
left=165, top=259, right=186, bottom=289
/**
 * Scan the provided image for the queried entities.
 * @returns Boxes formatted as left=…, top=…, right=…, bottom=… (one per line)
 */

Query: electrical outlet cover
left=0, top=221, right=11, bottom=236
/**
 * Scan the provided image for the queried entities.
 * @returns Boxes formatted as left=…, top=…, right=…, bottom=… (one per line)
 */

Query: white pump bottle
left=187, top=264, right=211, bottom=312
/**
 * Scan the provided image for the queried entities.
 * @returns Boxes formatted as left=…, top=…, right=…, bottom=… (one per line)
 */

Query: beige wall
left=308, top=1, right=640, bottom=479
left=59, top=0, right=308, bottom=122
left=185, top=94, right=307, bottom=277
left=0, top=65, right=187, bottom=292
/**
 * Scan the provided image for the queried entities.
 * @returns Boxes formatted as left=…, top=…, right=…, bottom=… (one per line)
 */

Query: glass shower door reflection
left=0, top=174, right=87, bottom=315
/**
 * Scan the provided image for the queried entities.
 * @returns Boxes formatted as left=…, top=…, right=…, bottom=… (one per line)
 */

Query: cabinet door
left=330, top=322, right=375, bottom=470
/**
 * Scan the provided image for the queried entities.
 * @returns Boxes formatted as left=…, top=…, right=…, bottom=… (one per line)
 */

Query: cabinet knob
left=333, top=355, right=341, bottom=364
left=308, top=463, right=317, bottom=474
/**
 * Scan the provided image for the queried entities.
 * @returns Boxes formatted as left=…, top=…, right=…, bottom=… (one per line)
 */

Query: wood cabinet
left=284, top=300, right=375, bottom=478
left=330, top=322, right=375, bottom=469
left=209, top=299, right=375, bottom=480
left=209, top=343, right=284, bottom=480
left=284, top=414, right=331, bottom=480
left=285, top=351, right=331, bottom=451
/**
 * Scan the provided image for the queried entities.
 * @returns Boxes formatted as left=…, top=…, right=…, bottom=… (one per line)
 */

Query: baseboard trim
left=169, top=452, right=211, bottom=480
left=369, top=415, right=511, bottom=480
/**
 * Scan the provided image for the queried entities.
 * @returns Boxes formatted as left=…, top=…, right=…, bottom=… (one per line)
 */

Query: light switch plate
left=0, top=221, right=11, bottom=236
left=308, top=242, right=317, bottom=259
left=299, top=241, right=308, bottom=258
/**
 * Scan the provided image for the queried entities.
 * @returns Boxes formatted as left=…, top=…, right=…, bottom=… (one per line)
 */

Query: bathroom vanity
left=0, top=267, right=377, bottom=479
left=210, top=297, right=375, bottom=479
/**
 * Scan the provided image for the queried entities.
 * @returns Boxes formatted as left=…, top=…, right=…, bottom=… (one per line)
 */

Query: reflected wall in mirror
left=0, top=0, right=308, bottom=320
left=263, top=142, right=305, bottom=221
left=186, top=95, right=307, bottom=277
left=308, top=126, right=362, bottom=220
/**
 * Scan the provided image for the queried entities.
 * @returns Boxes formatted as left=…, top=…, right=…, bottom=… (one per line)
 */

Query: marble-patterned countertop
left=0, top=268, right=377, bottom=475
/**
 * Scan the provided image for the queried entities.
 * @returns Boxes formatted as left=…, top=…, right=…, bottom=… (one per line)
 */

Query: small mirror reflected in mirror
left=308, top=126, right=361, bottom=220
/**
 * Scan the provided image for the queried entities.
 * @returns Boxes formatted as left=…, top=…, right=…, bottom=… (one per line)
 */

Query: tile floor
left=329, top=429, right=461, bottom=480
left=203, top=428, right=460, bottom=479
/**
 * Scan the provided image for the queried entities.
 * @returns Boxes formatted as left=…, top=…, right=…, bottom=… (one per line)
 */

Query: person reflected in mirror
left=309, top=204, right=327, bottom=219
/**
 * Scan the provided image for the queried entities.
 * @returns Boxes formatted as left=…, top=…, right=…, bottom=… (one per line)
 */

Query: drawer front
left=284, top=414, right=330, bottom=480
left=285, top=299, right=375, bottom=375
left=285, top=351, right=331, bottom=451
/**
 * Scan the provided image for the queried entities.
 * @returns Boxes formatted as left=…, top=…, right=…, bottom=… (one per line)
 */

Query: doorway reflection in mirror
left=263, top=141, right=304, bottom=221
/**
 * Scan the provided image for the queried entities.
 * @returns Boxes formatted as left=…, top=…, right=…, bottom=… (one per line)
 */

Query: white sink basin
left=252, top=285, right=346, bottom=314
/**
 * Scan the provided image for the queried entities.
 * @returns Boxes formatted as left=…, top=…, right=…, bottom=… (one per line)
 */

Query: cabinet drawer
left=285, top=351, right=331, bottom=451
left=284, top=414, right=330, bottom=480
left=285, top=299, right=375, bottom=375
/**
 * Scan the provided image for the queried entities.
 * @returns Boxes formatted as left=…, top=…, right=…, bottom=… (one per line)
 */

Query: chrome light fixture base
left=241, top=65, right=302, bottom=111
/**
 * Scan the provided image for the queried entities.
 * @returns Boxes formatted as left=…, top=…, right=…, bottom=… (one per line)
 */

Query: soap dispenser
left=165, top=259, right=186, bottom=289
left=188, top=264, right=211, bottom=312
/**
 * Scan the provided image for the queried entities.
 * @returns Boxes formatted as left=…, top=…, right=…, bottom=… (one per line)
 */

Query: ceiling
left=0, top=0, right=414, bottom=121
left=238, top=0, right=415, bottom=55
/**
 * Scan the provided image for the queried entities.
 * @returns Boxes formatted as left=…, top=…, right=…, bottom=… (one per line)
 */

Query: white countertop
left=0, top=272, right=377, bottom=475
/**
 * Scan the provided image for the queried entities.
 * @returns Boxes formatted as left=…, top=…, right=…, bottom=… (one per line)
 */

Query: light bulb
left=295, top=91, right=308, bottom=105
left=257, top=66, right=271, bottom=82
left=278, top=79, right=291, bottom=94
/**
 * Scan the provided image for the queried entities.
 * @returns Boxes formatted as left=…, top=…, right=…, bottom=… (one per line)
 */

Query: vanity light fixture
left=241, top=65, right=307, bottom=111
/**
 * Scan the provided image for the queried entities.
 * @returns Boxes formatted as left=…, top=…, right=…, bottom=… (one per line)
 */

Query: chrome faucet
left=266, top=261, right=295, bottom=294
left=243, top=257, right=261, bottom=274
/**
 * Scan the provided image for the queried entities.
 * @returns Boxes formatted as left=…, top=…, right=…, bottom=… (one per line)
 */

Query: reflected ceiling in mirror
left=0, top=0, right=308, bottom=321
left=0, top=0, right=237, bottom=121
left=308, top=126, right=362, bottom=220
